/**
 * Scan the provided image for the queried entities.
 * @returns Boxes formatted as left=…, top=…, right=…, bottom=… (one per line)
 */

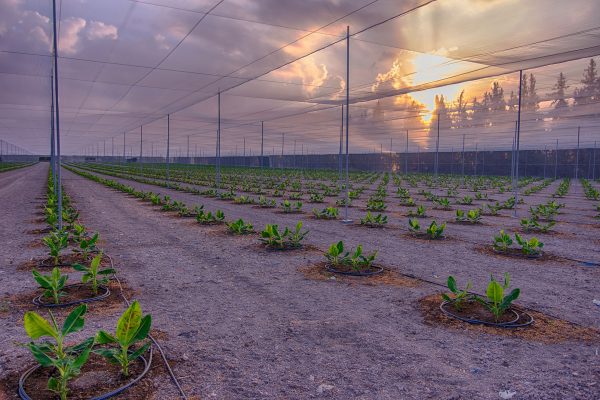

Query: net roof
left=1, top=0, right=599, bottom=156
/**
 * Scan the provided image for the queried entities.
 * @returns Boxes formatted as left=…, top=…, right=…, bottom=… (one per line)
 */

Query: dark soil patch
left=441, top=299, right=518, bottom=324
left=0, top=279, right=137, bottom=319
left=17, top=252, right=110, bottom=271
left=0, top=351, right=160, bottom=400
left=26, top=227, right=52, bottom=235
left=418, top=294, right=600, bottom=344
left=26, top=239, right=45, bottom=249
left=299, top=263, right=420, bottom=288
left=400, top=232, right=453, bottom=242
left=474, top=245, right=568, bottom=264
left=32, top=284, right=109, bottom=307
left=246, top=242, right=322, bottom=254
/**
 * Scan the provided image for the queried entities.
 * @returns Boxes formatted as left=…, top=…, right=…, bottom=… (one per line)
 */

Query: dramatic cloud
left=87, top=21, right=118, bottom=41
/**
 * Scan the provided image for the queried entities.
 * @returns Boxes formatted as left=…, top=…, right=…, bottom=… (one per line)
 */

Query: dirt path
left=55, top=166, right=599, bottom=399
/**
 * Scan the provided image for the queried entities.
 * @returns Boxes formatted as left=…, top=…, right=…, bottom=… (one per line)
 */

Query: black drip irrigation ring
left=18, top=346, right=152, bottom=400
left=36, top=260, right=74, bottom=268
left=440, top=300, right=534, bottom=328
left=32, top=284, right=110, bottom=308
left=325, top=264, right=384, bottom=277
left=492, top=248, right=543, bottom=259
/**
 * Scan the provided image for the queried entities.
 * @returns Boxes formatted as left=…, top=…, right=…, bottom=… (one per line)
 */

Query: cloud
left=87, top=20, right=118, bottom=40
left=59, top=17, right=87, bottom=55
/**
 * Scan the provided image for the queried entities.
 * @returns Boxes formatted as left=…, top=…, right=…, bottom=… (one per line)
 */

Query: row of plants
left=19, top=168, right=155, bottom=399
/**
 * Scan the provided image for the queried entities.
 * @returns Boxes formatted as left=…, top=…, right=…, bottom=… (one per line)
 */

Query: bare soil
left=1, top=164, right=599, bottom=399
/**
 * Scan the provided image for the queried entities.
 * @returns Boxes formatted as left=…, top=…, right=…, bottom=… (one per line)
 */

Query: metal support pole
left=554, top=139, right=558, bottom=179
left=50, top=69, right=56, bottom=197
left=51, top=0, right=63, bottom=230
left=111, top=137, right=114, bottom=159
left=513, top=70, right=523, bottom=217
left=461, top=134, right=465, bottom=183
left=405, top=130, right=408, bottom=174
left=187, top=135, right=190, bottom=163
left=482, top=147, right=485, bottom=176
left=139, top=126, right=143, bottom=174
left=474, top=143, right=478, bottom=176
left=575, top=126, right=580, bottom=179
left=343, top=25, right=351, bottom=223
left=339, top=104, right=343, bottom=190
left=123, top=132, right=126, bottom=164
left=593, top=141, right=597, bottom=180
left=216, top=91, right=221, bottom=188
left=435, top=113, right=440, bottom=179
left=543, top=144, right=547, bottom=179
left=260, top=121, right=264, bottom=169
left=166, top=114, right=170, bottom=187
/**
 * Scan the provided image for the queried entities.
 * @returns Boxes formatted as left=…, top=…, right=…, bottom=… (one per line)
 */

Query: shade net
left=0, top=0, right=599, bottom=158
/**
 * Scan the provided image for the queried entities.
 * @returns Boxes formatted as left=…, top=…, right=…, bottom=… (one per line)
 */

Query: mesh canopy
left=0, top=0, right=599, bottom=156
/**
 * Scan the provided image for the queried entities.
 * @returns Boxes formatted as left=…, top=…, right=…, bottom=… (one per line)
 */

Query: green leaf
left=32, top=270, right=51, bottom=289
left=116, top=301, right=142, bottom=346
left=447, top=276, right=457, bottom=293
left=500, top=288, right=521, bottom=310
left=127, top=341, right=151, bottom=362
left=72, top=263, right=87, bottom=272
left=26, top=343, right=56, bottom=367
left=93, top=348, right=121, bottom=364
left=71, top=339, right=94, bottom=370
left=131, top=315, right=152, bottom=343
left=47, top=377, right=60, bottom=392
left=24, top=311, right=58, bottom=340
left=61, top=304, right=87, bottom=336
left=486, top=280, right=503, bottom=304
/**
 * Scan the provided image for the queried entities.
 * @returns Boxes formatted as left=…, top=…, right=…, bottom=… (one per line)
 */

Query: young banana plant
left=79, top=232, right=99, bottom=260
left=441, top=276, right=473, bottom=310
left=94, top=301, right=152, bottom=377
left=43, top=230, right=69, bottom=266
left=477, top=273, right=520, bottom=321
left=73, top=253, right=115, bottom=295
left=23, top=304, right=94, bottom=400
left=32, top=267, right=68, bottom=305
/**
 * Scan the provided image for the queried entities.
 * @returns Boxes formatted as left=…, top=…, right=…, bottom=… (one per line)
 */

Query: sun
left=406, top=51, right=475, bottom=125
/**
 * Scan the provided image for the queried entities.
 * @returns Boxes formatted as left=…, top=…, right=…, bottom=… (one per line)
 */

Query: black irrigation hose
left=439, top=300, right=535, bottom=329
left=18, top=348, right=153, bottom=400
left=325, top=264, right=384, bottom=276
left=32, top=283, right=110, bottom=308
left=106, top=254, right=189, bottom=400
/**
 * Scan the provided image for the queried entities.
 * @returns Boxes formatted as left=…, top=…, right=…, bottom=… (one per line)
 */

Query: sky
left=1, top=0, right=599, bottom=156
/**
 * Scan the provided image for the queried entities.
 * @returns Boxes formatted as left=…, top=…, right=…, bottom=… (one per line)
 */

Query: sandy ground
left=1, top=163, right=599, bottom=399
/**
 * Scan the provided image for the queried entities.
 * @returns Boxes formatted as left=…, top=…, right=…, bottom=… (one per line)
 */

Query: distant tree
left=523, top=74, right=539, bottom=111
left=430, top=94, right=450, bottom=131
left=453, top=90, right=468, bottom=128
left=573, top=58, right=598, bottom=105
left=507, top=90, right=518, bottom=112
left=489, top=81, right=506, bottom=112
left=551, top=72, right=569, bottom=110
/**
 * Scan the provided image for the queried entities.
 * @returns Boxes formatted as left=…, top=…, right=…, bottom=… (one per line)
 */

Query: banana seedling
left=226, top=218, right=254, bottom=234
left=73, top=253, right=115, bottom=295
left=441, top=276, right=473, bottom=310
left=43, top=230, right=69, bottom=266
left=94, top=301, right=152, bottom=377
left=477, top=273, right=520, bottom=321
left=32, top=267, right=68, bottom=305
left=23, top=304, right=94, bottom=400
left=514, top=233, right=544, bottom=256
left=425, top=221, right=446, bottom=239
left=78, top=232, right=99, bottom=260
left=493, top=230, right=513, bottom=252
